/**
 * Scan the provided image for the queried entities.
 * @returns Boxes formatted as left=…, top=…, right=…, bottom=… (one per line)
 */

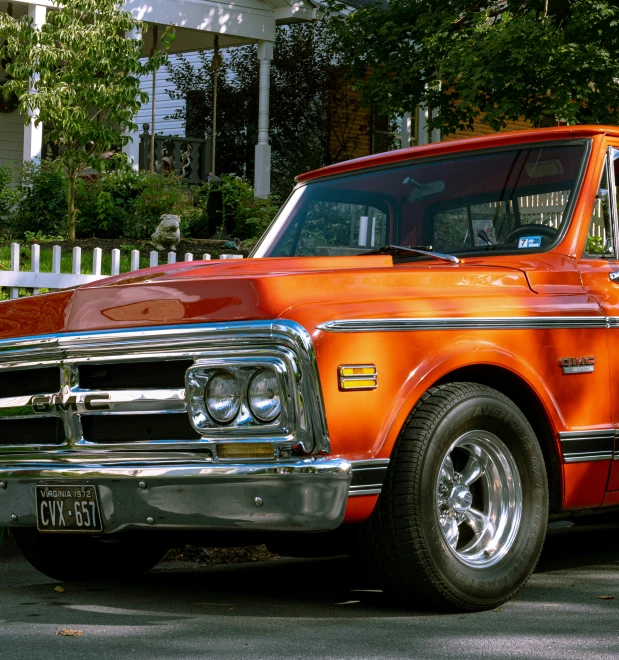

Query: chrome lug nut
left=0, top=481, right=6, bottom=490
left=254, top=497, right=264, bottom=507
left=11, top=514, right=18, bottom=522
left=146, top=517, right=155, bottom=525
left=138, top=481, right=147, bottom=490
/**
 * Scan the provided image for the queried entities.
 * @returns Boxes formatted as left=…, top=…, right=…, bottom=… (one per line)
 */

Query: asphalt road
left=1, top=522, right=619, bottom=659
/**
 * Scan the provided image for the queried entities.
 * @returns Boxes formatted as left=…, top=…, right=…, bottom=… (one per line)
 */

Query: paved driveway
left=1, top=522, right=618, bottom=659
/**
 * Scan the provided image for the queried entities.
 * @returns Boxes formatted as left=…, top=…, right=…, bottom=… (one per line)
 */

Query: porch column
left=122, top=26, right=141, bottom=171
left=254, top=40, right=273, bottom=199
left=417, top=106, right=441, bottom=145
left=22, top=4, right=46, bottom=163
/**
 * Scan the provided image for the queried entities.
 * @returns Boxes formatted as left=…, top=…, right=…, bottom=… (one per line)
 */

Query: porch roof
left=6, top=0, right=318, bottom=53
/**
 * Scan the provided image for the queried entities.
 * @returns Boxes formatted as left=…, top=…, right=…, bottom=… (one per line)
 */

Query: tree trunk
left=67, top=172, right=76, bottom=241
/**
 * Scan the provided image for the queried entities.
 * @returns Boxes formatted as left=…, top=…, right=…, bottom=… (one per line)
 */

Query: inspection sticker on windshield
left=518, top=236, right=542, bottom=248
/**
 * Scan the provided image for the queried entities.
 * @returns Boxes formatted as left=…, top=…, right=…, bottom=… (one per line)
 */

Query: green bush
left=0, top=164, right=19, bottom=223
left=7, top=161, right=68, bottom=237
left=74, top=163, right=141, bottom=238
left=123, top=171, right=195, bottom=239
left=3, top=159, right=275, bottom=242
left=194, top=175, right=280, bottom=242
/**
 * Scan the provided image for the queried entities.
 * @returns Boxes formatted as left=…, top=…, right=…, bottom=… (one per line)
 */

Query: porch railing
left=139, top=124, right=213, bottom=183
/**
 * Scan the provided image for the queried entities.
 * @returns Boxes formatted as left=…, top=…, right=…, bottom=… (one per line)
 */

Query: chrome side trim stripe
left=318, top=316, right=610, bottom=333
left=349, top=458, right=390, bottom=497
left=559, top=430, right=615, bottom=464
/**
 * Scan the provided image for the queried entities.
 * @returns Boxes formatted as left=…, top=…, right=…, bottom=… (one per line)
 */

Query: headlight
left=248, top=369, right=282, bottom=422
left=205, top=371, right=240, bottom=424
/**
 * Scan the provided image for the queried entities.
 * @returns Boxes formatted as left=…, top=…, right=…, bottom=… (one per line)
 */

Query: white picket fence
left=0, top=243, right=243, bottom=300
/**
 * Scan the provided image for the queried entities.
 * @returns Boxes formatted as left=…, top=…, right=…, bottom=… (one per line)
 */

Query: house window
left=371, top=114, right=396, bottom=154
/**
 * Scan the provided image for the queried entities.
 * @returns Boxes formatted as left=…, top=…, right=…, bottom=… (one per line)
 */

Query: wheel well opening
left=434, top=365, right=562, bottom=513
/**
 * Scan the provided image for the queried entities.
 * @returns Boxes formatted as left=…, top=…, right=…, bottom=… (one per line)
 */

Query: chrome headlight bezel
left=186, top=353, right=302, bottom=444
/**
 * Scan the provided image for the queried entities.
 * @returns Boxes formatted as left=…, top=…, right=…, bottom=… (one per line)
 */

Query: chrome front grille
left=0, top=321, right=330, bottom=456
left=80, top=413, right=201, bottom=443
left=0, top=366, right=61, bottom=397
left=78, top=360, right=193, bottom=390
left=0, top=418, right=64, bottom=446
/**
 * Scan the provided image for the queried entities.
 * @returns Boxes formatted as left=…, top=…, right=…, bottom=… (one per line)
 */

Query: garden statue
left=151, top=214, right=181, bottom=251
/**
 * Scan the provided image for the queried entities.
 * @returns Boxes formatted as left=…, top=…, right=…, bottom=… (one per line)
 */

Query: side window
left=585, top=158, right=614, bottom=257
left=433, top=200, right=518, bottom=252
left=434, top=208, right=468, bottom=252
left=294, top=202, right=388, bottom=256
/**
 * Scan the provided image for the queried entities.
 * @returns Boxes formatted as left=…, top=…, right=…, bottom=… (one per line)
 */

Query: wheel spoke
left=439, top=454, right=454, bottom=485
left=460, top=456, right=484, bottom=486
left=440, top=515, right=459, bottom=550
left=462, top=507, right=495, bottom=551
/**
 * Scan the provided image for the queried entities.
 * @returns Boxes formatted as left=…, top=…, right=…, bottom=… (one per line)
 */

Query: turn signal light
left=338, top=365, right=378, bottom=391
left=216, top=443, right=275, bottom=459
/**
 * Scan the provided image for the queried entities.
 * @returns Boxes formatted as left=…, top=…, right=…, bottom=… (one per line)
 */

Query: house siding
left=136, top=53, right=202, bottom=138
left=441, top=118, right=535, bottom=141
left=0, top=112, right=24, bottom=167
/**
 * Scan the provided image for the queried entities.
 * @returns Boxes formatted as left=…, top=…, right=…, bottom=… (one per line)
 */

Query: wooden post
left=150, top=25, right=159, bottom=173
left=111, top=249, right=120, bottom=276
left=92, top=248, right=102, bottom=276
left=72, top=246, right=82, bottom=275
left=31, top=244, right=40, bottom=295
left=10, top=243, right=19, bottom=299
left=130, top=250, right=140, bottom=271
left=212, top=35, right=221, bottom=175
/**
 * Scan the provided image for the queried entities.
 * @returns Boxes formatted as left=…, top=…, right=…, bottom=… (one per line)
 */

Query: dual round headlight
left=205, top=369, right=281, bottom=425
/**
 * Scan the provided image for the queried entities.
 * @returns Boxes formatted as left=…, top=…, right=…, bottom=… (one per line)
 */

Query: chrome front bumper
left=0, top=458, right=352, bottom=533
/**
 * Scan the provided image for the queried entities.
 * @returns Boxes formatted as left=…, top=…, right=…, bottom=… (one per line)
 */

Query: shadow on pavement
left=0, top=520, right=617, bottom=626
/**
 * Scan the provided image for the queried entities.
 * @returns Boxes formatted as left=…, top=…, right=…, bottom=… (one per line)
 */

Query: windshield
left=253, top=142, right=588, bottom=259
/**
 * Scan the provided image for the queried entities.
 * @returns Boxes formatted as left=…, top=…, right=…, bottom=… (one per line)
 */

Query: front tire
left=359, top=382, right=548, bottom=611
left=9, top=529, right=168, bottom=582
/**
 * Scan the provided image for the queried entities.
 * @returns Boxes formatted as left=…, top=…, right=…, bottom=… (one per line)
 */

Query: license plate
left=36, top=485, right=103, bottom=533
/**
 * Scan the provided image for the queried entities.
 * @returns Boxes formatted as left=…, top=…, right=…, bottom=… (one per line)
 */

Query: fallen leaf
left=599, top=596, right=615, bottom=600
left=56, top=629, right=83, bottom=637
left=493, top=606, right=502, bottom=612
left=53, top=586, right=65, bottom=594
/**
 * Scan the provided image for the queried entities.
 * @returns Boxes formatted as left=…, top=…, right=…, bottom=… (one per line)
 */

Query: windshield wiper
left=360, top=244, right=460, bottom=265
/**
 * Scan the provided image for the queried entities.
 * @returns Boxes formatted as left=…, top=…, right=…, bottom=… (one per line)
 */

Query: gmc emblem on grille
left=31, top=394, right=111, bottom=413
left=558, top=356, right=596, bottom=375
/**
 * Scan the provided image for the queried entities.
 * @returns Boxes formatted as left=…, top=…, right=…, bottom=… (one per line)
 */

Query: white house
left=0, top=0, right=318, bottom=197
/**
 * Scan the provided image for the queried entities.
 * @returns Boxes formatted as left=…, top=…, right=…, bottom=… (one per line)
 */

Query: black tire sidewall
left=9, top=529, right=167, bottom=581
left=416, top=392, right=547, bottom=605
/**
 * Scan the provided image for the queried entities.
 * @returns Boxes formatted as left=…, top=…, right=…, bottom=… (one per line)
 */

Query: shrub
left=194, top=175, right=280, bottom=242
left=0, top=164, right=18, bottom=223
left=7, top=161, right=69, bottom=237
left=122, top=172, right=195, bottom=239
left=75, top=161, right=142, bottom=238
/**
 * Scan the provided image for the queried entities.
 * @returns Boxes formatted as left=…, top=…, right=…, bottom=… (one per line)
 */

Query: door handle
left=610, top=272, right=619, bottom=282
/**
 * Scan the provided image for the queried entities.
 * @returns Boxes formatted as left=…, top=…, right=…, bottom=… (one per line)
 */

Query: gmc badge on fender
left=558, top=356, right=596, bottom=375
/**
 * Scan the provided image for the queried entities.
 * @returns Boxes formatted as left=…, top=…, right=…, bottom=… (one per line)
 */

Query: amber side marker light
left=338, top=365, right=378, bottom=391
left=217, top=443, right=275, bottom=460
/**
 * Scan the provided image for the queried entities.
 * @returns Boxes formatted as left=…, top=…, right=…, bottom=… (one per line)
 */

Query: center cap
left=450, top=486, right=473, bottom=512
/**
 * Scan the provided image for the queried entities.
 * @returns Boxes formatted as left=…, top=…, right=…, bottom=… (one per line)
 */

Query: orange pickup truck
left=1, top=125, right=618, bottom=612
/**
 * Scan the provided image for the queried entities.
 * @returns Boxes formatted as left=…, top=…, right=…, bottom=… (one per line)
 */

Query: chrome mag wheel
left=436, top=430, right=523, bottom=568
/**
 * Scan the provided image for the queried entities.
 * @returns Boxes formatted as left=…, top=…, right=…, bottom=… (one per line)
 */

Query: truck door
left=577, top=145, right=619, bottom=491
